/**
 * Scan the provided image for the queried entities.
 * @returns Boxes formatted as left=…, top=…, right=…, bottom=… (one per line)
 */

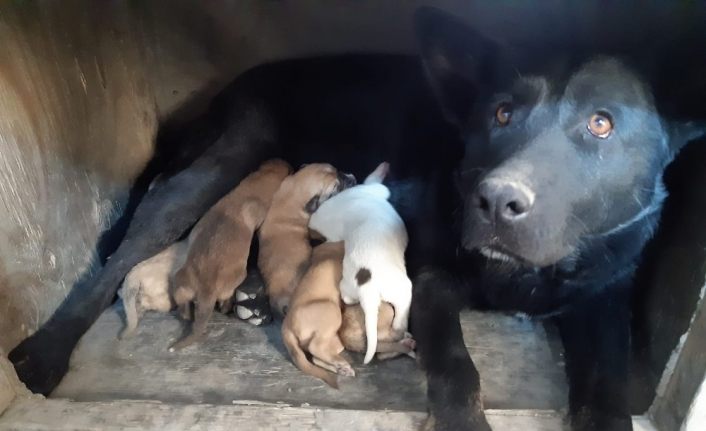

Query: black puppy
left=10, top=6, right=704, bottom=431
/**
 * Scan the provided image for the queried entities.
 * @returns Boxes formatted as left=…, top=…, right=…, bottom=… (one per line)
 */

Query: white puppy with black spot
left=309, top=162, right=412, bottom=364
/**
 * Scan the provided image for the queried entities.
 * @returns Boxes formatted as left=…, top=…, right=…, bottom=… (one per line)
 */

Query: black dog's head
left=416, top=7, right=705, bottom=268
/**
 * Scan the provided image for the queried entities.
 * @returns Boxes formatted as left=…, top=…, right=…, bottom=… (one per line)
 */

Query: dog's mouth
left=479, top=246, right=516, bottom=262
left=475, top=245, right=531, bottom=267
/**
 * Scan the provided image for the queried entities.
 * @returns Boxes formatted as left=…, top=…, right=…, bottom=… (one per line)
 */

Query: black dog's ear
left=305, top=195, right=320, bottom=214
left=415, top=6, right=508, bottom=127
left=668, top=121, right=706, bottom=155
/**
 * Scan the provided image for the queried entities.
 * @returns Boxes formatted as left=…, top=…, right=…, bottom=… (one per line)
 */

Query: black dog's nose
left=476, top=179, right=534, bottom=222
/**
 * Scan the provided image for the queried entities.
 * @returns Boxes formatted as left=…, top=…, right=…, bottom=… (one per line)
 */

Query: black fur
left=355, top=268, right=372, bottom=286
left=304, top=195, right=321, bottom=214
left=10, top=7, right=706, bottom=431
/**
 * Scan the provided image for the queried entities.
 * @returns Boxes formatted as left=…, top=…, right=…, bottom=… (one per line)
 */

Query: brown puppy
left=118, top=240, right=188, bottom=339
left=170, top=159, right=291, bottom=350
left=258, top=163, right=355, bottom=315
left=340, top=303, right=416, bottom=361
left=281, top=241, right=354, bottom=388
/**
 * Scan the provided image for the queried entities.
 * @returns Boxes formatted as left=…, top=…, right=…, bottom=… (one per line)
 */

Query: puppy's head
left=290, top=163, right=356, bottom=214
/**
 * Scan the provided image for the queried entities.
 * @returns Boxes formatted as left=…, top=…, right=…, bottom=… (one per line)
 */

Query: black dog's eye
left=587, top=111, right=613, bottom=138
left=495, top=103, right=513, bottom=126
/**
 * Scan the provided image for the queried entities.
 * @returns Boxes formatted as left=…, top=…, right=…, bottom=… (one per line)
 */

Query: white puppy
left=308, top=162, right=412, bottom=364
left=118, top=240, right=188, bottom=339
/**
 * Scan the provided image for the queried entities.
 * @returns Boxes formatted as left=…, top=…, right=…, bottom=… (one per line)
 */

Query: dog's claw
left=336, top=363, right=356, bottom=377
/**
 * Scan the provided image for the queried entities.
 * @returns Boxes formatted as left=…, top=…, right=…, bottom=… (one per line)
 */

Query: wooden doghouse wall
left=1, top=5, right=705, bottom=421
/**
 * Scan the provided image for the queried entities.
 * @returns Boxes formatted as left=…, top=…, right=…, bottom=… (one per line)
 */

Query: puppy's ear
left=415, top=7, right=509, bottom=127
left=305, top=195, right=320, bottom=214
left=364, top=162, right=390, bottom=184
left=668, top=120, right=706, bottom=156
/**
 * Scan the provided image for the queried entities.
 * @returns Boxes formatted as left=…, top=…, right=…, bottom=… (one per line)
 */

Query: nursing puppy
left=281, top=241, right=354, bottom=388
left=309, top=162, right=413, bottom=364
left=340, top=303, right=416, bottom=360
left=258, top=163, right=355, bottom=315
left=118, top=240, right=188, bottom=339
left=170, top=159, right=291, bottom=350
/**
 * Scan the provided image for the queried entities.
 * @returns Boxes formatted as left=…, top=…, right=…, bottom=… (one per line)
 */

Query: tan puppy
left=340, top=303, right=416, bottom=360
left=118, top=240, right=188, bottom=339
left=170, top=159, right=292, bottom=350
left=281, top=241, right=354, bottom=388
left=258, top=163, right=355, bottom=315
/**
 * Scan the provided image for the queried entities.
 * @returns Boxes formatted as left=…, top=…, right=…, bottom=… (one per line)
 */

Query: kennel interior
left=0, top=2, right=705, bottom=430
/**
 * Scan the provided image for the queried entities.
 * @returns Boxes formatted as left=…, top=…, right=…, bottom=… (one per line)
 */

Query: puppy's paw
left=335, top=362, right=356, bottom=377
left=400, top=336, right=416, bottom=351
left=118, top=327, right=137, bottom=340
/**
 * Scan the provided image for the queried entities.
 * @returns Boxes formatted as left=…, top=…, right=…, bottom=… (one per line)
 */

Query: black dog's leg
left=556, top=286, right=633, bottom=431
left=411, top=268, right=491, bottom=431
left=9, top=100, right=280, bottom=395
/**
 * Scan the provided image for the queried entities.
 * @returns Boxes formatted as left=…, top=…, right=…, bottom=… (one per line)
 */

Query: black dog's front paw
left=423, top=410, right=492, bottom=431
left=9, top=326, right=75, bottom=395
left=572, top=408, right=632, bottom=431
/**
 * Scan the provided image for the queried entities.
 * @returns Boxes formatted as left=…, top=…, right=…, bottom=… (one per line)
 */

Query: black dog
left=10, top=7, right=704, bottom=431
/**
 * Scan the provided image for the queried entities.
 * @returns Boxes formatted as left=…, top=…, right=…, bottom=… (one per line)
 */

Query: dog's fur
left=11, top=7, right=706, bottom=431
left=258, top=163, right=355, bottom=315
left=170, top=159, right=291, bottom=350
left=339, top=303, right=416, bottom=360
left=117, top=241, right=188, bottom=339
left=309, top=162, right=412, bottom=364
left=281, top=241, right=354, bottom=388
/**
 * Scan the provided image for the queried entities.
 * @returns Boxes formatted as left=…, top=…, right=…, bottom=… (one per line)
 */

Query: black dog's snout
left=475, top=179, right=534, bottom=223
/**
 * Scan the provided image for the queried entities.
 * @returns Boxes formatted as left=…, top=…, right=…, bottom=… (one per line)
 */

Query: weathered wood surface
left=0, top=398, right=659, bottom=431
left=0, top=354, right=33, bottom=415
left=52, top=305, right=567, bottom=411
left=0, top=398, right=568, bottom=431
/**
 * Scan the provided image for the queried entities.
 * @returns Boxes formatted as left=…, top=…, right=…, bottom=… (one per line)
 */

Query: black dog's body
left=11, top=8, right=703, bottom=431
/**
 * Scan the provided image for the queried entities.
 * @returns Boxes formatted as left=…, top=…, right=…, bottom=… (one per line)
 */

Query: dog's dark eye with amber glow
left=495, top=103, right=513, bottom=126
left=587, top=111, right=613, bottom=138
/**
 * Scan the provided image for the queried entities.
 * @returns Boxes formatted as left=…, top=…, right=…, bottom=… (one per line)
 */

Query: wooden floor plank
left=51, top=305, right=567, bottom=411
left=0, top=399, right=569, bottom=431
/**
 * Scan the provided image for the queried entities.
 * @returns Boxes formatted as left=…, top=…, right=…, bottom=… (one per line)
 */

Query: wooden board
left=0, top=398, right=568, bottom=431
left=51, top=305, right=568, bottom=411
left=0, top=399, right=660, bottom=431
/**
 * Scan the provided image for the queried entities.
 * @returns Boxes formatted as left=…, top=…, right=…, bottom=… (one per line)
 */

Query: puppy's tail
left=361, top=292, right=381, bottom=365
left=282, top=326, right=338, bottom=388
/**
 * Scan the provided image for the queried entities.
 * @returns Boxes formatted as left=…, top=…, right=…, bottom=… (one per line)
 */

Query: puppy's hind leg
left=309, top=335, right=355, bottom=378
left=170, top=291, right=216, bottom=351
left=172, top=267, right=195, bottom=321
left=119, top=278, right=141, bottom=339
